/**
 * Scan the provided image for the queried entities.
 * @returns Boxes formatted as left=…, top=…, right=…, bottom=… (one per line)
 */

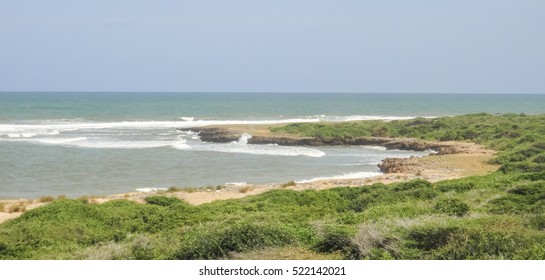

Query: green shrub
left=434, top=198, right=470, bottom=217
left=517, top=171, right=545, bottom=181
left=532, top=142, right=545, bottom=150
left=144, top=196, right=188, bottom=207
left=533, top=154, right=545, bottom=164
left=499, top=162, right=545, bottom=173
left=175, top=222, right=297, bottom=259
left=436, top=181, right=476, bottom=193
left=281, top=181, right=297, bottom=188
left=393, top=179, right=432, bottom=191
left=488, top=182, right=545, bottom=214
left=38, top=196, right=55, bottom=203
left=314, top=230, right=361, bottom=260
left=408, top=226, right=461, bottom=251
left=432, top=231, right=545, bottom=260
left=528, top=215, right=545, bottom=230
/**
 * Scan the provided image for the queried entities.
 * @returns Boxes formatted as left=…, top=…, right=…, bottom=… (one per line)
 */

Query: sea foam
left=296, top=171, right=381, bottom=184
left=171, top=133, right=325, bottom=157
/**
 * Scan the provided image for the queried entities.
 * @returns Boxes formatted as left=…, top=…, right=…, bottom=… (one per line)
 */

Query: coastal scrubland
left=1, top=113, right=545, bottom=259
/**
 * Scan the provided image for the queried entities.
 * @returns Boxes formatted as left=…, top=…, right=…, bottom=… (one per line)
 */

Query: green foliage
left=144, top=196, right=190, bottom=207
left=434, top=198, right=470, bottom=216
left=393, top=179, right=432, bottom=191
left=487, top=182, right=545, bottom=214
left=435, top=180, right=476, bottom=193
left=281, top=180, right=297, bottom=188
left=432, top=230, right=545, bottom=260
left=176, top=222, right=298, bottom=259
left=314, top=229, right=361, bottom=260
left=408, top=226, right=461, bottom=251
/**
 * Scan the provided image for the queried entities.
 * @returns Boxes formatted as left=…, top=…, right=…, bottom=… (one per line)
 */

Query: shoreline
left=0, top=125, right=499, bottom=224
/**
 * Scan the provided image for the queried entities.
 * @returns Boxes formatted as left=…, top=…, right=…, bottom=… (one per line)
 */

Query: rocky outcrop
left=377, top=157, right=423, bottom=173
left=178, top=127, right=239, bottom=143
left=178, top=127, right=469, bottom=155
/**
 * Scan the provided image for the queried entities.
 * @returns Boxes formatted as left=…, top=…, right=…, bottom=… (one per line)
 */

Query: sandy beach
left=0, top=135, right=498, bottom=224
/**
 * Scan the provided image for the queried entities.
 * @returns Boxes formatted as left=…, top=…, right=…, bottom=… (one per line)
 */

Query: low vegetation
left=1, top=113, right=545, bottom=259
left=38, top=196, right=55, bottom=203
left=281, top=181, right=297, bottom=188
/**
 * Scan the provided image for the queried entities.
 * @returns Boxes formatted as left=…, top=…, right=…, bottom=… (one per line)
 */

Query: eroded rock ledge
left=178, top=127, right=469, bottom=154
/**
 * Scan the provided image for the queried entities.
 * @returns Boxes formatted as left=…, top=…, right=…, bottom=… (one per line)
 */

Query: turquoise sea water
left=1, top=92, right=544, bottom=199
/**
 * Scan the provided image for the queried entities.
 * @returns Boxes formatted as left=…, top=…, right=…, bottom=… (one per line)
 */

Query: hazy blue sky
left=1, top=1, right=544, bottom=93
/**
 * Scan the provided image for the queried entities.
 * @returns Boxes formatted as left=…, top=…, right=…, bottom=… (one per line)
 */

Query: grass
left=1, top=113, right=545, bottom=259
left=38, top=196, right=55, bottom=203
left=7, top=202, right=27, bottom=213
left=281, top=181, right=297, bottom=188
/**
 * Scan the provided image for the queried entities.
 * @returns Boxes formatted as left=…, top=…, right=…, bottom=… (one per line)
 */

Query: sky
left=1, top=0, right=544, bottom=93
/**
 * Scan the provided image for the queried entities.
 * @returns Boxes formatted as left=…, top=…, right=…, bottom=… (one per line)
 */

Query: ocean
left=1, top=92, right=544, bottom=199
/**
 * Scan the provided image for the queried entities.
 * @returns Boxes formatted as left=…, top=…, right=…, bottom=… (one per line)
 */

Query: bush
left=533, top=154, right=545, bottom=164
left=281, top=181, right=297, bottom=188
left=352, top=223, right=399, bottom=259
left=393, top=179, right=432, bottom=191
left=528, top=215, right=545, bottom=230
left=434, top=198, right=470, bottom=217
left=144, top=196, right=188, bottom=207
left=488, top=182, right=545, bottom=214
left=408, top=226, right=460, bottom=251
left=436, top=181, right=475, bottom=193
left=499, top=162, right=545, bottom=173
left=517, top=171, right=545, bottom=181
left=314, top=230, right=361, bottom=260
left=38, top=196, right=55, bottom=203
left=432, top=231, right=545, bottom=260
left=176, top=222, right=297, bottom=259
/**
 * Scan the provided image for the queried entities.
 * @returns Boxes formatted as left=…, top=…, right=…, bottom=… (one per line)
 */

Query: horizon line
left=1, top=91, right=545, bottom=95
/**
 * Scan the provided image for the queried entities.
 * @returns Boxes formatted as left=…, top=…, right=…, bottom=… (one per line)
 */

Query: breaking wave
left=296, top=171, right=381, bottom=184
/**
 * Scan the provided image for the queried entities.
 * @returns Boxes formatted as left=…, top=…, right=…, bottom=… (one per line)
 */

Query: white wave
left=4, top=130, right=56, bottom=138
left=171, top=134, right=325, bottom=157
left=3, top=137, right=187, bottom=149
left=0, top=115, right=439, bottom=137
left=11, top=133, right=30, bottom=138
left=0, top=118, right=321, bottom=136
left=4, top=137, right=88, bottom=145
left=72, top=140, right=175, bottom=149
left=170, top=140, right=192, bottom=150
left=135, top=187, right=168, bottom=192
left=296, top=171, right=381, bottom=184
left=363, top=146, right=387, bottom=151
left=238, top=133, right=252, bottom=144
left=174, top=142, right=325, bottom=157
left=225, top=182, right=247, bottom=187
left=178, top=117, right=195, bottom=122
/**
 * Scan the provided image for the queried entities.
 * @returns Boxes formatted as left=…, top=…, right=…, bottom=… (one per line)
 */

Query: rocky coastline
left=179, top=127, right=465, bottom=153
left=179, top=126, right=477, bottom=175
